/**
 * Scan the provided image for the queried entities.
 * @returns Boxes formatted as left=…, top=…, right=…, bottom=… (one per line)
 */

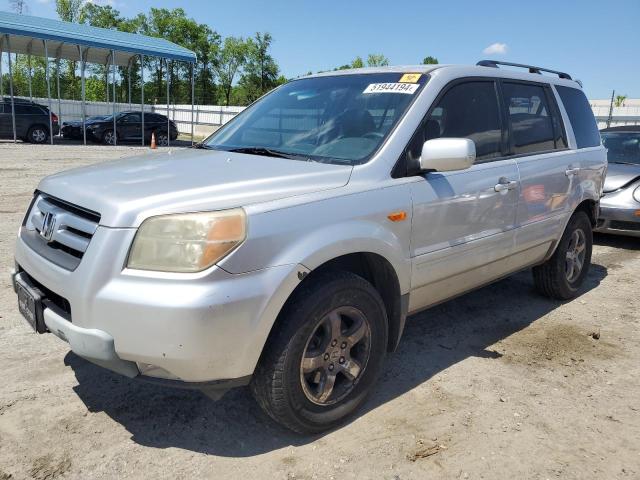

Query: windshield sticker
left=399, top=73, right=422, bottom=83
left=363, top=83, right=420, bottom=95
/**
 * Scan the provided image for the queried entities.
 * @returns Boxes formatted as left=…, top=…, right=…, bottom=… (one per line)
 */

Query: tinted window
left=15, top=104, right=43, bottom=115
left=122, top=113, right=141, bottom=123
left=404, top=81, right=503, bottom=167
left=601, top=132, right=640, bottom=165
left=556, top=86, right=600, bottom=148
left=501, top=82, right=557, bottom=154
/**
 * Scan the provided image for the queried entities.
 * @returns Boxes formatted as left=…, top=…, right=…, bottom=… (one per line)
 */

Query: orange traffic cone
left=150, top=131, right=157, bottom=149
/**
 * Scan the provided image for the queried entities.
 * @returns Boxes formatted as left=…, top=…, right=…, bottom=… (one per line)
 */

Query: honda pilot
left=12, top=61, right=606, bottom=433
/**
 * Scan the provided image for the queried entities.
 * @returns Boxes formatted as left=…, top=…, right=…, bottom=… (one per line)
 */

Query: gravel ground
left=0, top=142, right=639, bottom=480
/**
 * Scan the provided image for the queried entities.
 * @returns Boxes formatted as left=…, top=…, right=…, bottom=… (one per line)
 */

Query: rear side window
left=501, top=82, right=559, bottom=155
left=15, top=105, right=43, bottom=115
left=404, top=81, right=503, bottom=167
left=556, top=86, right=600, bottom=148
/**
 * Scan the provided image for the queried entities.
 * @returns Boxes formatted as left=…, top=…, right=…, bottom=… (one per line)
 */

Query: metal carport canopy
left=0, top=10, right=196, bottom=65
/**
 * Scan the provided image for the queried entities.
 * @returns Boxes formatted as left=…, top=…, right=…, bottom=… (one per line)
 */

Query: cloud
left=482, top=42, right=508, bottom=55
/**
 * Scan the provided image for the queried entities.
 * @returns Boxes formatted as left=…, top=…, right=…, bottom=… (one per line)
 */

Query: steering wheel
left=363, top=132, right=384, bottom=140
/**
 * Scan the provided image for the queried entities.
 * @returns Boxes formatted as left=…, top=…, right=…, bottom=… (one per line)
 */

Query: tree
left=335, top=56, right=364, bottom=71
left=614, top=95, right=627, bottom=107
left=9, top=0, right=28, bottom=14
left=367, top=54, right=389, bottom=67
left=423, top=56, right=439, bottom=65
left=238, top=32, right=280, bottom=103
left=56, top=0, right=83, bottom=22
left=213, top=37, right=249, bottom=106
left=56, top=0, right=84, bottom=99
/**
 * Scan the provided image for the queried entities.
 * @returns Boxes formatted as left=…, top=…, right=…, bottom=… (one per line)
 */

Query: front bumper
left=595, top=199, right=640, bottom=237
left=14, top=226, right=305, bottom=384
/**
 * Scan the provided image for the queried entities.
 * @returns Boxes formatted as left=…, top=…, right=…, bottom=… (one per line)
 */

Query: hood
left=38, top=149, right=352, bottom=227
left=603, top=163, right=640, bottom=193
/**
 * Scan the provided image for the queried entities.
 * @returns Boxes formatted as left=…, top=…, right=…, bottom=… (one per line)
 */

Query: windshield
left=205, top=73, right=428, bottom=165
left=601, top=132, right=640, bottom=165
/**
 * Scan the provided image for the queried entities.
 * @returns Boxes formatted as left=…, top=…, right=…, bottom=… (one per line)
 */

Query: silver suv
left=13, top=61, right=606, bottom=433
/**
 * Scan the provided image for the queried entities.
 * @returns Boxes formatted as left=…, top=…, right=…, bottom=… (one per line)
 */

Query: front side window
left=205, top=73, right=428, bottom=165
left=601, top=132, right=640, bottom=165
left=122, top=113, right=141, bottom=123
left=404, top=81, right=503, bottom=170
left=556, top=85, right=600, bottom=149
left=501, top=82, right=559, bottom=155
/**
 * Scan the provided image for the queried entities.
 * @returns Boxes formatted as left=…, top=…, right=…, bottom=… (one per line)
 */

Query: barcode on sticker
left=363, top=83, right=419, bottom=94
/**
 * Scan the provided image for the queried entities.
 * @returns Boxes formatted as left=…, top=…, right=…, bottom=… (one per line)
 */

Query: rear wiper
left=227, top=146, right=306, bottom=160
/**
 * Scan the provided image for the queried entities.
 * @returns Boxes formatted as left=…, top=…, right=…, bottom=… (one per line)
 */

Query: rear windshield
left=601, top=132, right=640, bottom=165
left=205, top=73, right=428, bottom=165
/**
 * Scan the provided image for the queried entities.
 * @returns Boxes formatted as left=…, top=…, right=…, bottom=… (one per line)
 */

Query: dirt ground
left=0, top=142, right=639, bottom=480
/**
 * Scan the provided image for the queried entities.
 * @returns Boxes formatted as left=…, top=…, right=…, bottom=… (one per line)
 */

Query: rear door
left=0, top=103, right=10, bottom=138
left=498, top=80, right=572, bottom=255
left=407, top=79, right=521, bottom=311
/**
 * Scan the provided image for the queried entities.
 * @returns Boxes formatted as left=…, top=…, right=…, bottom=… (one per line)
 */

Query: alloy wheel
left=32, top=128, right=46, bottom=143
left=300, top=306, right=371, bottom=405
left=565, top=228, right=586, bottom=283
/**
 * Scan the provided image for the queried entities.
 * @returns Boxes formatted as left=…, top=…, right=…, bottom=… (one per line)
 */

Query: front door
left=119, top=113, right=141, bottom=140
left=406, top=80, right=520, bottom=312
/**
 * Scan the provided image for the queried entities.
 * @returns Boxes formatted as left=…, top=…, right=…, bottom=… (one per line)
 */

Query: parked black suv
left=0, top=98, right=59, bottom=143
left=85, top=111, right=179, bottom=145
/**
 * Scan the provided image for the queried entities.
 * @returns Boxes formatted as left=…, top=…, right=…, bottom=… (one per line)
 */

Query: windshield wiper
left=226, top=146, right=306, bottom=160
left=191, top=142, right=214, bottom=149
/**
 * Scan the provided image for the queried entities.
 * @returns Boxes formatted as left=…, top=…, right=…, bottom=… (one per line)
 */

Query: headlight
left=127, top=208, right=246, bottom=273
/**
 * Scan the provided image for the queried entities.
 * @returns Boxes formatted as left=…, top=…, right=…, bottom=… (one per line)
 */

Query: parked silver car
left=12, top=61, right=606, bottom=433
left=596, top=126, right=640, bottom=237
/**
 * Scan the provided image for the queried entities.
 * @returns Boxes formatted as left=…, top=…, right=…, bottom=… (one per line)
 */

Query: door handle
left=494, top=179, right=518, bottom=192
left=565, top=167, right=580, bottom=177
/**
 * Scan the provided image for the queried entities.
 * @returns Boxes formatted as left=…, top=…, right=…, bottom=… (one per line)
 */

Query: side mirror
left=419, top=138, right=476, bottom=172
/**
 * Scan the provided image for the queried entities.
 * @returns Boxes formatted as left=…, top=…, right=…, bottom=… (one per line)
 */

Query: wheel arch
left=262, top=252, right=407, bottom=359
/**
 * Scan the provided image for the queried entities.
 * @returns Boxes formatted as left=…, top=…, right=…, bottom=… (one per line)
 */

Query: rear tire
left=533, top=211, right=592, bottom=300
left=27, top=125, right=48, bottom=144
left=251, top=271, right=388, bottom=434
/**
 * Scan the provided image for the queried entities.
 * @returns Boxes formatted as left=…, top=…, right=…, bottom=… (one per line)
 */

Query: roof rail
left=476, top=60, right=572, bottom=80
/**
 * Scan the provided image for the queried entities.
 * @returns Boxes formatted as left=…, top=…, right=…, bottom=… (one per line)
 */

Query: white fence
left=15, top=96, right=640, bottom=134
left=16, top=96, right=245, bottom=134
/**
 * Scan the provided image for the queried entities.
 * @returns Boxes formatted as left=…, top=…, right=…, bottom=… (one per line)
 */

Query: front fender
left=218, top=185, right=413, bottom=294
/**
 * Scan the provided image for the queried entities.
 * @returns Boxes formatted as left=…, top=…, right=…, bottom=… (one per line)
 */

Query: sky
left=3, top=0, right=640, bottom=99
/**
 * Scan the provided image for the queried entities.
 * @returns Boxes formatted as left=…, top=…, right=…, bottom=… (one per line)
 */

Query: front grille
left=21, top=194, right=101, bottom=271
left=609, top=220, right=640, bottom=231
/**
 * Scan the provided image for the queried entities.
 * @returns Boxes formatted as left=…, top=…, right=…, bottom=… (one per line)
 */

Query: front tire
left=102, top=129, right=116, bottom=145
left=251, top=271, right=388, bottom=433
left=533, top=211, right=593, bottom=300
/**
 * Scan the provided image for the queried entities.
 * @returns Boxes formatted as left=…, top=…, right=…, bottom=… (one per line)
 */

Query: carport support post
left=190, top=62, right=195, bottom=145
left=6, top=35, right=17, bottom=143
left=166, top=58, right=170, bottom=147
left=127, top=58, right=132, bottom=110
left=79, top=46, right=87, bottom=146
left=140, top=54, right=144, bottom=146
left=55, top=55, right=62, bottom=131
left=27, top=41, right=33, bottom=101
left=43, top=41, right=54, bottom=146
left=0, top=44, right=3, bottom=98
left=111, top=50, right=117, bottom=146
